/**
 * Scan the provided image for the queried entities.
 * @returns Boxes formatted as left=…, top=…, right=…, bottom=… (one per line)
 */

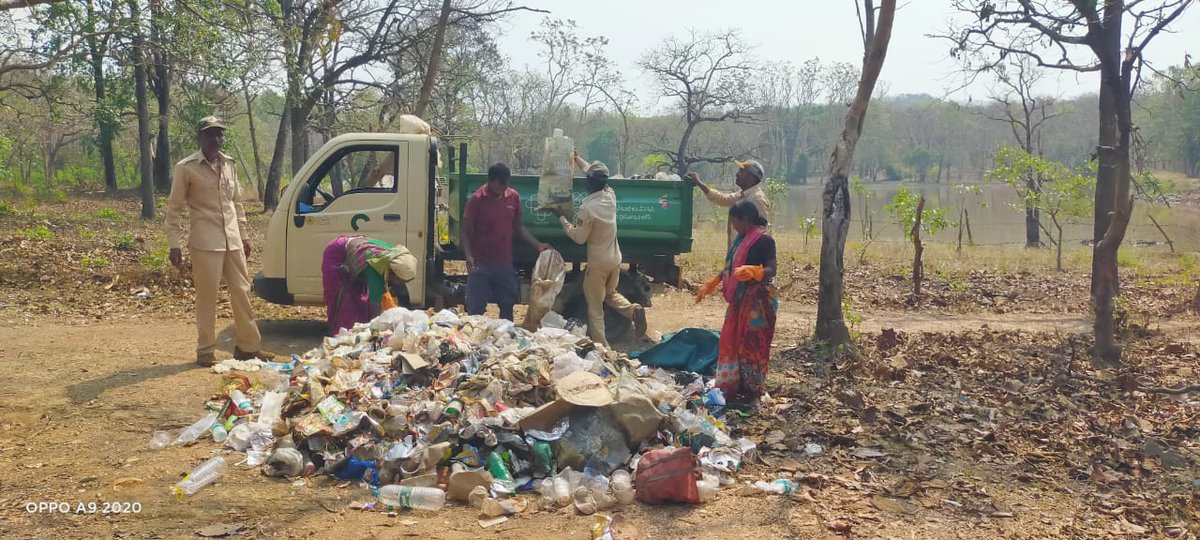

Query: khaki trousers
left=583, top=264, right=637, bottom=346
left=192, top=249, right=262, bottom=355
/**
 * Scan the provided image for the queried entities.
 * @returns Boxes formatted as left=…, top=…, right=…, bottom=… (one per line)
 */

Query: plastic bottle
left=444, top=399, right=463, bottom=417
left=174, top=456, right=226, bottom=497
left=172, top=412, right=218, bottom=446
left=377, top=485, right=446, bottom=511
left=211, top=423, right=228, bottom=443
left=752, top=479, right=795, bottom=495
left=149, top=430, right=171, bottom=450
left=697, top=473, right=719, bottom=502
left=229, top=390, right=253, bottom=411
left=552, top=475, right=572, bottom=507
left=485, top=452, right=513, bottom=482
left=610, top=470, right=634, bottom=505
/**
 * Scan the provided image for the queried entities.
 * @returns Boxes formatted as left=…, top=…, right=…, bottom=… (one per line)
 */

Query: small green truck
left=254, top=134, right=693, bottom=343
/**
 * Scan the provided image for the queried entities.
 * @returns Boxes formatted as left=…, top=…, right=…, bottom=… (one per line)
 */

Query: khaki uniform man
left=166, top=116, right=274, bottom=366
left=685, top=160, right=771, bottom=246
left=556, top=160, right=647, bottom=347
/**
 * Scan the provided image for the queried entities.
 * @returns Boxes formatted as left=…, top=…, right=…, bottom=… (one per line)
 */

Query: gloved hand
left=733, top=265, right=764, bottom=282
left=694, top=274, right=722, bottom=304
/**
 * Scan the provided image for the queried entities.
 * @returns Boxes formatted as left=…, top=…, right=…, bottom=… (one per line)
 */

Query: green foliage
left=987, top=146, right=1094, bottom=224
left=20, top=225, right=55, bottom=241
left=81, top=254, right=109, bottom=269
left=114, top=232, right=137, bottom=251
left=0, top=200, right=13, bottom=217
left=886, top=186, right=949, bottom=240
left=642, top=153, right=669, bottom=170
left=141, top=244, right=170, bottom=270
left=765, top=178, right=788, bottom=210
left=94, top=208, right=124, bottom=221
left=586, top=129, right=619, bottom=168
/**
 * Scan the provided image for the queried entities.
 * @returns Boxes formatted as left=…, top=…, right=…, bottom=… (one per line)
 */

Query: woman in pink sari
left=321, top=235, right=416, bottom=335
left=712, top=200, right=778, bottom=409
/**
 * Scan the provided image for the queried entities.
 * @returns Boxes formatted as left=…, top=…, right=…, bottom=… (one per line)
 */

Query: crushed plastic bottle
left=174, top=456, right=226, bottom=497
left=610, top=470, right=634, bottom=505
left=149, top=430, right=171, bottom=450
left=377, top=485, right=446, bottom=511
left=752, top=479, right=795, bottom=495
left=172, top=412, right=217, bottom=446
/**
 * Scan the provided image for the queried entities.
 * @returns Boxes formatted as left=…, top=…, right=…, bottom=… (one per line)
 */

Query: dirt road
left=5, top=290, right=1195, bottom=539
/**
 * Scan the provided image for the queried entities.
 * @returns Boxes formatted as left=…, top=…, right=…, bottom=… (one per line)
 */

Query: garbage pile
left=162, top=307, right=765, bottom=517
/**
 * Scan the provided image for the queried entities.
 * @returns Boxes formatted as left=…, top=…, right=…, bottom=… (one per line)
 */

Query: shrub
left=19, top=224, right=54, bottom=241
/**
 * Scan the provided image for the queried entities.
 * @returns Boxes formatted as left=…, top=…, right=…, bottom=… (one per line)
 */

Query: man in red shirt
left=462, top=163, right=550, bottom=320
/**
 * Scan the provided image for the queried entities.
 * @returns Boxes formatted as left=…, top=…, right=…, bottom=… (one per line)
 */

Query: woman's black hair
left=729, top=199, right=768, bottom=227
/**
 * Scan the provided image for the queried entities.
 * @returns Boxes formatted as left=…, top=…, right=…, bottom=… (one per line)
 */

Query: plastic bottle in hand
left=377, top=485, right=446, bottom=511
left=174, top=456, right=226, bottom=497
left=752, top=478, right=795, bottom=495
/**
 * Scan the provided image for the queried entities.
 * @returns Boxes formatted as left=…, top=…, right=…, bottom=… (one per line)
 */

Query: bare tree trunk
left=675, top=122, right=697, bottom=175
left=263, top=105, right=291, bottom=211
left=413, top=0, right=452, bottom=119
left=1055, top=221, right=1064, bottom=272
left=815, top=0, right=896, bottom=346
left=86, top=0, right=118, bottom=193
left=150, top=0, right=171, bottom=193
left=289, top=103, right=311, bottom=176
left=956, top=207, right=964, bottom=253
left=964, top=208, right=974, bottom=245
left=1090, top=2, right=1134, bottom=369
left=243, top=85, right=265, bottom=201
left=131, top=0, right=155, bottom=219
left=1025, top=174, right=1040, bottom=247
left=911, top=195, right=925, bottom=298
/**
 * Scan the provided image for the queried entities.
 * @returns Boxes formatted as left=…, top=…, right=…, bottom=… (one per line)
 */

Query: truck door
left=285, top=142, right=413, bottom=304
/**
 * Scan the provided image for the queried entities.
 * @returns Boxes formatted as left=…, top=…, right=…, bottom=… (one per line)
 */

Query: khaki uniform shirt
left=166, top=151, right=247, bottom=251
left=560, top=186, right=622, bottom=269
left=707, top=183, right=770, bottom=245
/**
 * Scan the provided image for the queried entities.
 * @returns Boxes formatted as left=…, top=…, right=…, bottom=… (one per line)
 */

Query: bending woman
left=705, top=200, right=778, bottom=409
left=321, top=235, right=417, bottom=335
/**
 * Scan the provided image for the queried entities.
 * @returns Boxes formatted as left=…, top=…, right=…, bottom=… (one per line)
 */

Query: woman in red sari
left=706, top=200, right=778, bottom=409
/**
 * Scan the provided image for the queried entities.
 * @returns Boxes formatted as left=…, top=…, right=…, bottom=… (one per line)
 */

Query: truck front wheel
left=558, top=268, right=651, bottom=346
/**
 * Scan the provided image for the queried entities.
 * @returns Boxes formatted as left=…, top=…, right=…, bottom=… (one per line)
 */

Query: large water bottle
left=174, top=456, right=226, bottom=496
left=377, top=485, right=446, bottom=511
left=538, top=128, right=574, bottom=213
left=172, top=412, right=217, bottom=446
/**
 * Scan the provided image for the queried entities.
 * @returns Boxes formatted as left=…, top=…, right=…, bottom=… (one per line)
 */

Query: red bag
left=635, top=448, right=700, bottom=504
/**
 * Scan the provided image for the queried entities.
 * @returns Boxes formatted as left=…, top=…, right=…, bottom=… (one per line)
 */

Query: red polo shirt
left=464, top=184, right=522, bottom=267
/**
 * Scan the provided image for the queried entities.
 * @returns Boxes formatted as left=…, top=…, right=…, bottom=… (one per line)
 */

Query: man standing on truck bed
left=461, top=163, right=551, bottom=321
left=166, top=116, right=274, bottom=366
left=685, top=160, right=771, bottom=246
left=555, top=159, right=647, bottom=347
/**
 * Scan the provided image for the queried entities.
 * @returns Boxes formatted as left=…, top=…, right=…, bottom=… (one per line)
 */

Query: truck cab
left=254, top=134, right=693, bottom=344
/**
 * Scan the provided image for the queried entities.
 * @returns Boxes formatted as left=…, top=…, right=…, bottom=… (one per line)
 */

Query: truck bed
left=446, top=173, right=694, bottom=267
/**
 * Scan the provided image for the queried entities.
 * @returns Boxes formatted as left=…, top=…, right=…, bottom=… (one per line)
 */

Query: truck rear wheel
left=559, top=268, right=651, bottom=346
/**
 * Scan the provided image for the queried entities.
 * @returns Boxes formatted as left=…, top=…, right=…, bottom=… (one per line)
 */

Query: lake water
left=698, top=183, right=1200, bottom=251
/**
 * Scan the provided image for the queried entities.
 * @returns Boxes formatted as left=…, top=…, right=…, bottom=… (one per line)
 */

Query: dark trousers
left=466, top=263, right=518, bottom=320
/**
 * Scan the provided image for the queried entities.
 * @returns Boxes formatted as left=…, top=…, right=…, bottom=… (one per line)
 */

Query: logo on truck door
left=351, top=213, right=370, bottom=231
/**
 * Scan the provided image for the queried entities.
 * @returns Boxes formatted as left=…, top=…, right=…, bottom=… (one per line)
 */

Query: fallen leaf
left=113, top=477, right=142, bottom=489
left=851, top=447, right=887, bottom=459
left=871, top=495, right=916, bottom=514
left=196, top=522, right=245, bottom=538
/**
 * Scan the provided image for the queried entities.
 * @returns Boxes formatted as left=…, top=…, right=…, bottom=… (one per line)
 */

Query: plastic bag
left=538, top=129, right=574, bottom=213
left=551, top=351, right=591, bottom=381
left=523, top=250, right=566, bottom=332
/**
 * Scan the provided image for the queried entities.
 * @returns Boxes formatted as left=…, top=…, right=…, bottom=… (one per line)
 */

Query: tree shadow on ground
left=65, top=363, right=196, bottom=404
